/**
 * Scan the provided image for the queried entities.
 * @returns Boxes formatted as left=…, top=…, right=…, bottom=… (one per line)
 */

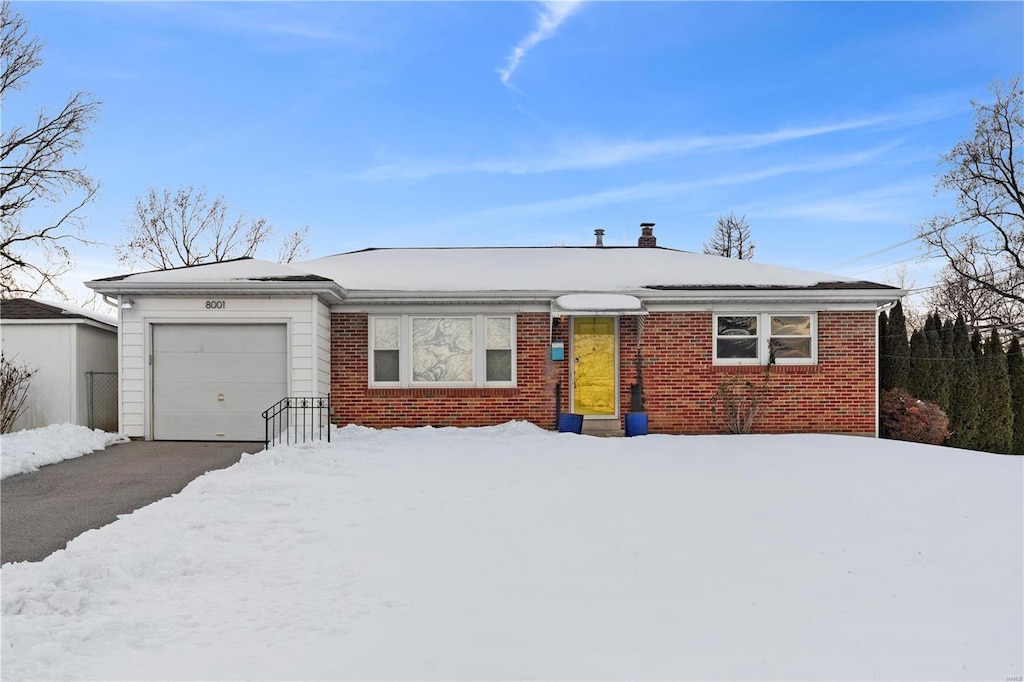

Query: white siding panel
left=316, top=300, right=331, bottom=398
left=115, top=295, right=325, bottom=439
left=74, top=325, right=118, bottom=428
left=0, top=325, right=74, bottom=430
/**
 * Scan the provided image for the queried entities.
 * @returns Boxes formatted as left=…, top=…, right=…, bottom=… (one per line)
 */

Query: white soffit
left=552, top=294, right=647, bottom=316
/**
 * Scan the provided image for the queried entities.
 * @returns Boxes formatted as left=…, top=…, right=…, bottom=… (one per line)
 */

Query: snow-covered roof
left=298, top=247, right=891, bottom=292
left=90, top=258, right=326, bottom=284
left=0, top=298, right=117, bottom=329
left=86, top=247, right=900, bottom=304
left=86, top=258, right=346, bottom=302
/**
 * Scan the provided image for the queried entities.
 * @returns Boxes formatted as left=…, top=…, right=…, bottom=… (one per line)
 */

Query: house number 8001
left=205, top=300, right=226, bottom=309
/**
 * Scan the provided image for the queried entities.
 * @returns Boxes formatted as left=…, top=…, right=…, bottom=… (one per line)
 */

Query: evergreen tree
left=924, top=312, right=949, bottom=411
left=908, top=330, right=931, bottom=400
left=1007, top=336, right=1024, bottom=455
left=976, top=328, right=1013, bottom=453
left=971, top=329, right=983, bottom=359
left=881, top=301, right=910, bottom=391
left=879, top=308, right=891, bottom=390
left=947, top=315, right=981, bottom=450
left=941, top=317, right=955, bottom=359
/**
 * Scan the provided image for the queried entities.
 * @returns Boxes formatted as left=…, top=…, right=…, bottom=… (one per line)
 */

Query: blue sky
left=8, top=1, right=1024, bottom=301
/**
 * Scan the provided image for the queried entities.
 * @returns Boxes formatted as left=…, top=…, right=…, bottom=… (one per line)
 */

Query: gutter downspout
left=105, top=294, right=125, bottom=438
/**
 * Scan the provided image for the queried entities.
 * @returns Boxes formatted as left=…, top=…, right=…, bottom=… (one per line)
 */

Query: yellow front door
left=572, top=317, right=616, bottom=416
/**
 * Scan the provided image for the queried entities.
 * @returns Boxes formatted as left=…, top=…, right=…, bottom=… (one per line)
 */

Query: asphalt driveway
left=1, top=441, right=262, bottom=565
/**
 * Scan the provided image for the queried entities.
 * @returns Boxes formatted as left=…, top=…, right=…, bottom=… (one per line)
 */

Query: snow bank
left=1, top=424, right=128, bottom=479
left=2, top=424, right=1021, bottom=680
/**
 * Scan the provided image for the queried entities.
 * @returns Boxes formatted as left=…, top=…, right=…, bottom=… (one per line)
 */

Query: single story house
left=85, top=225, right=902, bottom=441
left=0, top=298, right=119, bottom=432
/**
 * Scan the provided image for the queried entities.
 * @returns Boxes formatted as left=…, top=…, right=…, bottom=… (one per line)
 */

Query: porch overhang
left=551, top=294, right=648, bottom=317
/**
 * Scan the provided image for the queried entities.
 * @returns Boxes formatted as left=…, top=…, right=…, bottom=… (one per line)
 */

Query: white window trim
left=713, top=312, right=817, bottom=366
left=369, top=314, right=516, bottom=388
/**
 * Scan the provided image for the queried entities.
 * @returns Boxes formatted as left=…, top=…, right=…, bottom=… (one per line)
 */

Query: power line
left=825, top=233, right=931, bottom=270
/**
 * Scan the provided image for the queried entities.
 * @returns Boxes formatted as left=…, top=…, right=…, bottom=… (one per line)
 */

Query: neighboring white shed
left=0, top=299, right=118, bottom=432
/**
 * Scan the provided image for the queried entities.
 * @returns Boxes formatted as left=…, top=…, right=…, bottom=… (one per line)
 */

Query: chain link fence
left=86, top=371, right=118, bottom=432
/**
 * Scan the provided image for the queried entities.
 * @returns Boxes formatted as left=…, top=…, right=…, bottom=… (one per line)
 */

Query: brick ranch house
left=86, top=225, right=902, bottom=441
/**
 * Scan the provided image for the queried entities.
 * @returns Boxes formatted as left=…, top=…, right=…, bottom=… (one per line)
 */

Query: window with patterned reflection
left=369, top=315, right=516, bottom=387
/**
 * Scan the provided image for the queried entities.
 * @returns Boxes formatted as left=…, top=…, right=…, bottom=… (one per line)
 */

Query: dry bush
left=880, top=388, right=951, bottom=446
left=0, top=352, right=37, bottom=432
left=711, top=375, right=772, bottom=434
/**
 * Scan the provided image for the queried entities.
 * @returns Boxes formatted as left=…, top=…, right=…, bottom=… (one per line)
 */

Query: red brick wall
left=331, top=313, right=567, bottom=429
left=330, top=310, right=877, bottom=435
left=618, top=311, right=877, bottom=435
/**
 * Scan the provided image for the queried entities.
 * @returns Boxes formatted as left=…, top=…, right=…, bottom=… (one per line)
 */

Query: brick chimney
left=594, top=228, right=605, bottom=247
left=638, top=222, right=656, bottom=247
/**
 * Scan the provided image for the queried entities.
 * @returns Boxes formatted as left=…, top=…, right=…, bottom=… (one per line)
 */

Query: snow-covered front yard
left=2, top=423, right=1021, bottom=680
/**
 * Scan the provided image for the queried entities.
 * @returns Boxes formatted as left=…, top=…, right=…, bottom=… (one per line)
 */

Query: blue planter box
left=625, top=412, right=649, bottom=437
left=557, top=413, right=584, bottom=434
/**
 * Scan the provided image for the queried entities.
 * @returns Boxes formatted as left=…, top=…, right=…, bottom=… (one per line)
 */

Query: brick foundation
left=330, top=310, right=877, bottom=435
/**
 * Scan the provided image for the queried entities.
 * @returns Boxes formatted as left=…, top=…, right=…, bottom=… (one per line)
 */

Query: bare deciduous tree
left=882, top=263, right=926, bottom=331
left=1, top=1, right=100, bottom=298
left=919, top=76, right=1024, bottom=330
left=116, top=186, right=274, bottom=270
left=278, top=225, right=310, bottom=264
left=0, top=352, right=38, bottom=433
left=703, top=212, right=755, bottom=260
left=928, top=259, right=1024, bottom=335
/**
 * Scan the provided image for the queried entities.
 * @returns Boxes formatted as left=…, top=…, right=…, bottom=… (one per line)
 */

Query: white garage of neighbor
left=87, top=259, right=342, bottom=442
left=0, top=299, right=119, bottom=433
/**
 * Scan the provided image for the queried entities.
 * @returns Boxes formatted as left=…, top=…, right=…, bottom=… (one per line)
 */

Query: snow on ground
left=2, top=423, right=1021, bottom=680
left=0, top=424, right=127, bottom=479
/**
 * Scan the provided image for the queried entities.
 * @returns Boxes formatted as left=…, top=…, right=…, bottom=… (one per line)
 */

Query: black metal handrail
left=262, top=396, right=331, bottom=449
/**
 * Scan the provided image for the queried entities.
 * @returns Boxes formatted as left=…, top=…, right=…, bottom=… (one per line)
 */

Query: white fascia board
left=0, top=318, right=118, bottom=333
left=336, top=302, right=553, bottom=315
left=641, top=288, right=904, bottom=308
left=85, top=280, right=348, bottom=305
left=336, top=286, right=903, bottom=310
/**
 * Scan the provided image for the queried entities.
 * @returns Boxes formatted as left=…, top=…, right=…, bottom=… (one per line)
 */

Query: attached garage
left=152, top=324, right=287, bottom=441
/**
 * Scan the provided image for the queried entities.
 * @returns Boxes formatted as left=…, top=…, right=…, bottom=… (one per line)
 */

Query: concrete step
left=582, top=419, right=624, bottom=437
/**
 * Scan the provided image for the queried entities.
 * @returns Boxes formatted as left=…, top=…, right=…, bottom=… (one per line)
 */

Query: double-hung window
left=370, top=315, right=516, bottom=387
left=714, top=313, right=816, bottom=365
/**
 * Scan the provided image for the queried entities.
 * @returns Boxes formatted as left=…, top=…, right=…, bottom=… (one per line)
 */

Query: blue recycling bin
left=625, top=412, right=649, bottom=437
left=558, top=413, right=584, bottom=434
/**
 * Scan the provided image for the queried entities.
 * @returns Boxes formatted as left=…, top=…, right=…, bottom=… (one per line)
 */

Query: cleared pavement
left=1, top=440, right=261, bottom=564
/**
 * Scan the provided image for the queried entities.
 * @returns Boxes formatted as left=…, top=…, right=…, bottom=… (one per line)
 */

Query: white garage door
left=152, top=324, right=287, bottom=441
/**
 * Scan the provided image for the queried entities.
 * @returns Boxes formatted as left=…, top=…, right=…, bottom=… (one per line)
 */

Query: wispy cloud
left=353, top=116, right=891, bottom=181
left=744, top=180, right=933, bottom=225
left=460, top=146, right=897, bottom=220
left=498, top=1, right=583, bottom=88
left=143, top=3, right=353, bottom=42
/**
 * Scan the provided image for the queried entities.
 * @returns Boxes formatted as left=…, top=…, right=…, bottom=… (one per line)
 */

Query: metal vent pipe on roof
left=594, top=228, right=605, bottom=247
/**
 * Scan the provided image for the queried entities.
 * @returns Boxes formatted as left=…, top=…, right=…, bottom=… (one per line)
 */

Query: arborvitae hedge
left=881, top=301, right=910, bottom=392
left=1007, top=337, right=1024, bottom=455
left=924, top=312, right=950, bottom=411
left=908, top=330, right=931, bottom=403
left=976, top=328, right=1013, bottom=454
left=946, top=315, right=981, bottom=450
left=941, top=317, right=954, bottom=359
left=878, top=308, right=1019, bottom=454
